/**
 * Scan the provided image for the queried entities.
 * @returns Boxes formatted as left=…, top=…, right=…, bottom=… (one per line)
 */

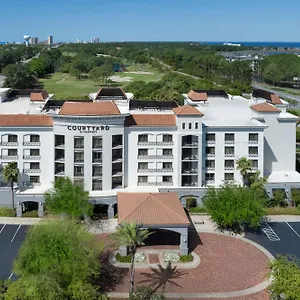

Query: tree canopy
left=203, top=183, right=266, bottom=232
left=44, top=177, right=92, bottom=218
left=5, top=220, right=105, bottom=300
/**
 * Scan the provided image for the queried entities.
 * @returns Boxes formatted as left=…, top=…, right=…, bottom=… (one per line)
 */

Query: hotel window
left=249, top=147, right=258, bottom=156
left=74, top=178, right=84, bottom=188
left=163, top=176, right=172, bottom=183
left=74, top=137, right=84, bottom=149
left=205, top=160, right=215, bottom=169
left=138, top=149, right=148, bottom=156
left=92, top=151, right=102, bottom=163
left=55, top=135, right=65, bottom=147
left=205, top=173, right=215, bottom=182
left=138, top=134, right=148, bottom=143
left=30, top=135, right=40, bottom=143
left=188, top=123, right=192, bottom=130
left=163, top=134, right=172, bottom=142
left=112, top=134, right=123, bottom=147
left=74, top=165, right=84, bottom=177
left=30, top=149, right=40, bottom=156
left=92, top=165, right=102, bottom=176
left=29, top=176, right=40, bottom=184
left=92, top=136, right=102, bottom=149
left=8, top=135, right=17, bottom=143
left=224, top=147, right=234, bottom=156
left=92, top=179, right=102, bottom=191
left=249, top=133, right=258, bottom=143
left=8, top=149, right=17, bottom=156
left=206, top=147, right=215, bottom=155
left=138, top=176, right=148, bottom=183
left=225, top=133, right=234, bottom=143
left=182, top=123, right=186, bottom=130
left=30, top=162, right=40, bottom=170
left=195, top=122, right=198, bottom=130
left=138, top=162, right=148, bottom=170
left=206, top=133, right=215, bottom=142
left=224, top=160, right=234, bottom=169
left=163, top=149, right=172, bottom=156
left=251, top=160, right=259, bottom=169
left=74, top=151, right=84, bottom=163
left=224, top=173, right=234, bottom=181
left=163, top=162, right=172, bottom=169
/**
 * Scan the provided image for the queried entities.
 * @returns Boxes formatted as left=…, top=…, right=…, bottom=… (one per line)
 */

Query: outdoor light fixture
left=184, top=238, right=187, bottom=243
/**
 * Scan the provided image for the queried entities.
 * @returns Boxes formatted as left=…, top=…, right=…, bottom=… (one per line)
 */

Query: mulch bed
left=148, top=253, right=160, bottom=264
left=100, top=232, right=270, bottom=294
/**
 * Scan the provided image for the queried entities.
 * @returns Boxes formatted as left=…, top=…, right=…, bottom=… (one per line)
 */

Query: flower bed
left=134, top=252, right=145, bottom=263
left=115, top=252, right=146, bottom=263
left=163, top=252, right=180, bottom=262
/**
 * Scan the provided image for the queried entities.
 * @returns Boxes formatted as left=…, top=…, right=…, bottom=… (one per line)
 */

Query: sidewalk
left=0, top=217, right=41, bottom=225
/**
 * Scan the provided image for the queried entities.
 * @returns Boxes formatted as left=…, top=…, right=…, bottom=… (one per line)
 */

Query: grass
left=114, top=71, right=164, bottom=83
left=0, top=208, right=16, bottom=217
left=179, top=254, right=193, bottom=262
left=261, top=83, right=300, bottom=97
left=115, top=253, right=132, bottom=263
left=267, top=207, right=300, bottom=215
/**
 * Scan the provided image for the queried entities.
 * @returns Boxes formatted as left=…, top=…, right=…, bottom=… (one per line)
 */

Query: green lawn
left=114, top=71, right=164, bottom=83
left=262, top=83, right=300, bottom=97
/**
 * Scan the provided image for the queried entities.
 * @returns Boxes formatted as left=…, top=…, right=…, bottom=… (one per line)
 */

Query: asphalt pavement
left=0, top=224, right=30, bottom=280
left=245, top=221, right=300, bottom=258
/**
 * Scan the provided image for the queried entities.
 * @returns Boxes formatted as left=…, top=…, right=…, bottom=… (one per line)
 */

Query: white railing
left=137, top=168, right=173, bottom=173
left=137, top=181, right=173, bottom=186
left=138, top=155, right=173, bottom=159
left=205, top=153, right=215, bottom=158
left=249, top=153, right=258, bottom=157
left=1, top=155, right=18, bottom=160
left=23, top=169, right=41, bottom=173
left=225, top=140, right=234, bottom=144
left=23, top=155, right=41, bottom=160
left=1, top=142, right=18, bottom=146
left=182, top=142, right=198, bottom=147
left=23, top=142, right=40, bottom=146
left=205, top=180, right=215, bottom=185
left=224, top=166, right=234, bottom=170
left=112, top=172, right=123, bottom=176
left=205, top=167, right=215, bottom=171
left=249, top=140, right=258, bottom=144
left=137, top=141, right=156, bottom=146
left=182, top=169, right=198, bottom=174
left=157, top=141, right=174, bottom=146
left=206, top=140, right=216, bottom=145
left=224, top=153, right=234, bottom=157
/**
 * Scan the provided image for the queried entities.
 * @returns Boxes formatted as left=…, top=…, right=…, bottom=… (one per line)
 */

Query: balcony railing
left=205, top=153, right=215, bottom=158
left=23, top=168, right=40, bottom=173
left=137, top=168, right=173, bottom=173
left=206, top=140, right=216, bottom=145
left=23, top=181, right=41, bottom=187
left=249, top=153, right=258, bottom=157
left=1, top=155, right=18, bottom=160
left=225, top=153, right=234, bottom=157
left=1, top=142, right=18, bottom=146
left=182, top=169, right=198, bottom=174
left=74, top=173, right=84, bottom=177
left=23, top=155, right=41, bottom=160
left=182, top=182, right=198, bottom=187
left=225, top=166, right=234, bottom=170
left=74, top=144, right=84, bottom=149
left=112, top=143, right=123, bottom=148
left=157, top=141, right=174, bottom=146
left=137, top=181, right=173, bottom=186
left=55, top=143, right=65, bottom=148
left=112, top=156, right=123, bottom=162
left=92, top=173, right=102, bottom=177
left=251, top=166, right=259, bottom=170
left=55, top=157, right=65, bottom=162
left=205, top=167, right=215, bottom=171
left=112, top=172, right=123, bottom=176
left=249, top=140, right=258, bottom=144
left=23, top=142, right=40, bottom=146
left=138, top=141, right=174, bottom=146
left=55, top=171, right=65, bottom=176
left=138, top=141, right=156, bottom=146
left=138, top=155, right=174, bottom=159
left=92, top=144, right=102, bottom=149
left=182, top=142, right=198, bottom=147
left=205, top=180, right=215, bottom=185
left=74, top=159, right=84, bottom=163
left=225, top=140, right=234, bottom=144
left=92, top=159, right=102, bottom=163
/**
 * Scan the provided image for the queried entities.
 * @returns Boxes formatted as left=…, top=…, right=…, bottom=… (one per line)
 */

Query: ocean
left=201, top=42, right=300, bottom=48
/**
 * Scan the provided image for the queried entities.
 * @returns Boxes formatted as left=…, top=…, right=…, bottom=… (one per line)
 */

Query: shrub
left=272, top=189, right=287, bottom=207
left=22, top=210, right=39, bottom=218
left=130, top=286, right=165, bottom=300
left=0, top=208, right=16, bottom=217
left=179, top=254, right=193, bottom=262
left=189, top=206, right=206, bottom=213
left=291, top=189, right=300, bottom=207
left=186, top=197, right=197, bottom=210
left=115, top=253, right=132, bottom=263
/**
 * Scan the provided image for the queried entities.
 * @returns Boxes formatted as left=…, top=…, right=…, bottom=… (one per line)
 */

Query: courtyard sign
left=67, top=125, right=110, bottom=133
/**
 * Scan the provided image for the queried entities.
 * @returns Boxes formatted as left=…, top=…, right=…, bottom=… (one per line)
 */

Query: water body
left=200, top=41, right=300, bottom=48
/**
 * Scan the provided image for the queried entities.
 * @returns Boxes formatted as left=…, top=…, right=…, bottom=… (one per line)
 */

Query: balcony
left=92, top=144, right=102, bottom=150
left=55, top=143, right=65, bottom=148
left=55, top=157, right=65, bottom=162
left=156, top=155, right=173, bottom=159
left=1, top=155, right=18, bottom=160
left=249, top=140, right=258, bottom=144
left=182, top=155, right=198, bottom=161
left=205, top=153, right=215, bottom=158
left=23, top=142, right=40, bottom=146
left=92, top=159, right=102, bottom=164
left=92, top=173, right=102, bottom=177
left=138, top=155, right=173, bottom=160
left=249, top=153, right=258, bottom=157
left=138, top=141, right=156, bottom=146
left=23, top=168, right=40, bottom=173
left=224, top=140, right=234, bottom=145
left=206, top=140, right=216, bottom=145
left=224, top=153, right=234, bottom=158
left=225, top=166, right=234, bottom=170
left=137, top=181, right=173, bottom=186
left=157, top=141, right=174, bottom=146
left=23, top=181, right=41, bottom=187
left=205, top=180, right=215, bottom=185
left=182, top=182, right=198, bottom=187
left=182, top=169, right=198, bottom=174
left=251, top=166, right=259, bottom=171
left=1, top=142, right=18, bottom=146
left=23, top=155, right=41, bottom=160
left=74, top=159, right=84, bottom=163
left=205, top=167, right=215, bottom=171
left=137, top=168, right=173, bottom=173
left=74, top=173, right=84, bottom=177
left=182, top=142, right=198, bottom=147
left=74, top=144, right=84, bottom=149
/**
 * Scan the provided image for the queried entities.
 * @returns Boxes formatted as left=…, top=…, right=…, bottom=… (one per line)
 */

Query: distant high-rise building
left=91, top=37, right=100, bottom=43
left=30, top=37, right=39, bottom=44
left=47, top=35, right=53, bottom=45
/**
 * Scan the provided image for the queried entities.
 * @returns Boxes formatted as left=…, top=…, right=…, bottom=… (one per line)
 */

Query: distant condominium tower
left=30, top=37, right=39, bottom=44
left=47, top=35, right=53, bottom=45
left=91, top=37, right=100, bottom=43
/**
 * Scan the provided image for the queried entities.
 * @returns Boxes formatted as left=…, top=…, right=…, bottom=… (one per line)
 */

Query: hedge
left=0, top=208, right=16, bottom=217
left=179, top=254, right=193, bottom=262
left=115, top=253, right=132, bottom=263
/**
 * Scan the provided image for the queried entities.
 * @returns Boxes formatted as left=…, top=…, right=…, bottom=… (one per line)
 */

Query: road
left=252, top=82, right=300, bottom=108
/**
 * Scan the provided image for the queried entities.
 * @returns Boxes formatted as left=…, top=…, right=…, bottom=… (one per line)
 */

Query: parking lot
left=245, top=221, right=300, bottom=258
left=0, top=224, right=30, bottom=280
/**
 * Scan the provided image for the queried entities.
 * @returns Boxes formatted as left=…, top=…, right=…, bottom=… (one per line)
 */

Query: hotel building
left=0, top=87, right=298, bottom=217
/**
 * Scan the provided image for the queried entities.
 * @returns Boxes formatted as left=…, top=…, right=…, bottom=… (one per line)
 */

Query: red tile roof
left=125, top=114, right=176, bottom=127
left=251, top=102, right=281, bottom=113
left=30, top=90, right=49, bottom=102
left=117, top=192, right=190, bottom=225
left=188, top=90, right=207, bottom=101
left=270, top=94, right=283, bottom=105
left=59, top=101, right=120, bottom=116
left=0, top=114, right=53, bottom=127
left=173, top=105, right=204, bottom=116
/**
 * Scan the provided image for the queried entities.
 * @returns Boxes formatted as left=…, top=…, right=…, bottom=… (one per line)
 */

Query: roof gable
left=173, top=105, right=203, bottom=116
left=59, top=101, right=120, bottom=116
left=188, top=90, right=207, bottom=101
left=0, top=114, right=53, bottom=127
left=95, top=87, right=127, bottom=100
left=30, top=90, right=49, bottom=102
left=125, top=114, right=176, bottom=127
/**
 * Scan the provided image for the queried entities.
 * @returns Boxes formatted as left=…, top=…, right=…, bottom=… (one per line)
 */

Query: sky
left=1, top=0, right=300, bottom=43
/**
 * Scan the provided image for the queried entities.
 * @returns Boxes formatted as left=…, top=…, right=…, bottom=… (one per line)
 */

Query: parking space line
left=286, top=222, right=300, bottom=239
left=0, top=224, right=6, bottom=235
left=261, top=222, right=281, bottom=241
left=8, top=273, right=13, bottom=280
left=10, top=224, right=21, bottom=242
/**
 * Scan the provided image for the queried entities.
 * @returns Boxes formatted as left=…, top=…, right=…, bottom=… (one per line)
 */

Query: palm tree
left=3, top=161, right=19, bottom=209
left=236, top=157, right=252, bottom=187
left=113, top=222, right=152, bottom=295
